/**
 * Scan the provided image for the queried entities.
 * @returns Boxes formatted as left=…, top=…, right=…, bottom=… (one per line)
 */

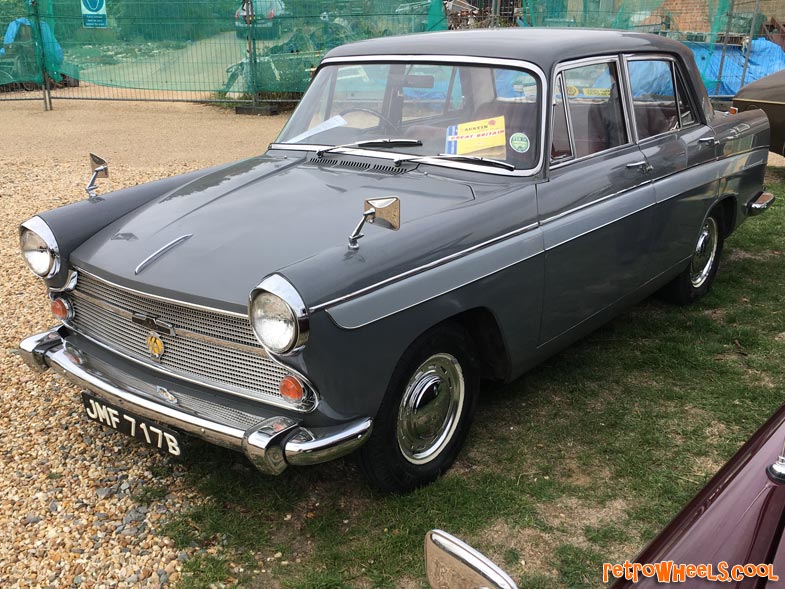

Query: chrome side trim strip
left=327, top=226, right=543, bottom=329
left=544, top=201, right=657, bottom=251
left=134, top=234, right=193, bottom=275
left=539, top=179, right=652, bottom=225
left=311, top=221, right=540, bottom=312
left=73, top=267, right=247, bottom=318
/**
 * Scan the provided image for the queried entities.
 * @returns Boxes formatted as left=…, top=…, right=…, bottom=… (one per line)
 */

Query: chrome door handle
left=626, top=161, right=653, bottom=173
left=698, top=137, right=718, bottom=147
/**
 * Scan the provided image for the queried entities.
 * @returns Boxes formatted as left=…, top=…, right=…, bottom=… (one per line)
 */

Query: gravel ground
left=0, top=100, right=288, bottom=588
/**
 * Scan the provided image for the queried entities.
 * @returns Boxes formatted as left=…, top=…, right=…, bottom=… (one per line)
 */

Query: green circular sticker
left=509, top=132, right=530, bottom=153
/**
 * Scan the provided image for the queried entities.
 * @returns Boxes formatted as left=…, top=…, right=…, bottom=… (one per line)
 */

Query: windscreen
left=276, top=61, right=541, bottom=170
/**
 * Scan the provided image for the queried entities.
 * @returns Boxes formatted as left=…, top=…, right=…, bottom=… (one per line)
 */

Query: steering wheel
left=339, top=108, right=397, bottom=133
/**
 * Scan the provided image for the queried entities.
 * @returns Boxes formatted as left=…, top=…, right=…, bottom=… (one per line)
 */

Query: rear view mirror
left=90, top=153, right=109, bottom=178
left=365, top=196, right=400, bottom=231
left=348, top=196, right=400, bottom=249
left=425, top=529, right=518, bottom=589
left=86, top=153, right=109, bottom=199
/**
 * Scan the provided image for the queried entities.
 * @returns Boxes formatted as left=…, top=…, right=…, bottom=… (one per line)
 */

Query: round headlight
left=250, top=292, right=298, bottom=354
left=20, top=220, right=59, bottom=278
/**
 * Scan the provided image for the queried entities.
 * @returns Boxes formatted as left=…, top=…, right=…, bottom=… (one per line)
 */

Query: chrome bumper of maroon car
left=19, top=329, right=372, bottom=475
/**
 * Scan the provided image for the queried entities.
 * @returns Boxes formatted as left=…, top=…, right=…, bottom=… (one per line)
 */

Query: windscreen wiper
left=393, top=153, right=516, bottom=171
left=317, top=138, right=422, bottom=157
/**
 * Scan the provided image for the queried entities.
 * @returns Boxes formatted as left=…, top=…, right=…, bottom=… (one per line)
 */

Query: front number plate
left=81, top=392, right=182, bottom=457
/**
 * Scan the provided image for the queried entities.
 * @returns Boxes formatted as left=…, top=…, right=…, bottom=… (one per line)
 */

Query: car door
left=537, top=57, right=657, bottom=345
left=624, top=55, right=720, bottom=275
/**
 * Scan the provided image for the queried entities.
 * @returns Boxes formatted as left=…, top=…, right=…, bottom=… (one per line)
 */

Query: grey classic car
left=19, top=29, right=775, bottom=493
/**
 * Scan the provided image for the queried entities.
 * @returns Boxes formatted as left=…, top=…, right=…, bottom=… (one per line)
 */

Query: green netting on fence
left=0, top=0, right=43, bottom=90
left=1, top=0, right=447, bottom=96
left=1, top=0, right=782, bottom=100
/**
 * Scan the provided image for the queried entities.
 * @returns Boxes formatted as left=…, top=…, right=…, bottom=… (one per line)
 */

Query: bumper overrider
left=19, top=329, right=372, bottom=475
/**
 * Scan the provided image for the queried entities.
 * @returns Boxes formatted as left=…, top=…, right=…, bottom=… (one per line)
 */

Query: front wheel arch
left=357, top=321, right=480, bottom=493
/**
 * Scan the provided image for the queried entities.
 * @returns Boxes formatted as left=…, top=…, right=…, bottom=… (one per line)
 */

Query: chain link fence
left=1, top=0, right=784, bottom=108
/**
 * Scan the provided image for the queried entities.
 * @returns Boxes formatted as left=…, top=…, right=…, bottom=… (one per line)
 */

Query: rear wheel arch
left=717, top=195, right=737, bottom=238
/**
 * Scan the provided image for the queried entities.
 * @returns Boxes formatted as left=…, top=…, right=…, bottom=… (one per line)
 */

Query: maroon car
left=734, top=69, right=785, bottom=157
left=426, top=403, right=785, bottom=588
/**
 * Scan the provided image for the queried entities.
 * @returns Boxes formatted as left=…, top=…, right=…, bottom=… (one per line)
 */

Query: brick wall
left=658, top=0, right=785, bottom=33
left=760, top=1, right=785, bottom=21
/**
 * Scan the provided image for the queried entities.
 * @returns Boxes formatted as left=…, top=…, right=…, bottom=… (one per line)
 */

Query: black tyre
left=358, top=323, right=479, bottom=493
left=660, top=209, right=724, bottom=305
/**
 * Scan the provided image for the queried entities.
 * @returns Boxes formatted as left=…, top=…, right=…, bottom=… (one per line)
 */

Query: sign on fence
left=81, top=0, right=107, bottom=28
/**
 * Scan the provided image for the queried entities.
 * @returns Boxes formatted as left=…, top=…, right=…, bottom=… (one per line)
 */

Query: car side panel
left=645, top=124, right=719, bottom=275
left=537, top=146, right=657, bottom=344
left=305, top=251, right=545, bottom=418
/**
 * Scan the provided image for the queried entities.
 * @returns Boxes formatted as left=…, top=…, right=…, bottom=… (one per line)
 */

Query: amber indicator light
left=280, top=375, right=304, bottom=403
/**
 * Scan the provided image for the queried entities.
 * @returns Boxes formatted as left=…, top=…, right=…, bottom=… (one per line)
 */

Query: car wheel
left=358, top=323, right=479, bottom=493
left=660, top=209, right=724, bottom=305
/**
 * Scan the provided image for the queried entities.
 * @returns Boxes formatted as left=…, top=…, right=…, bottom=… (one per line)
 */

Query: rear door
left=624, top=55, right=720, bottom=275
left=537, top=57, right=657, bottom=344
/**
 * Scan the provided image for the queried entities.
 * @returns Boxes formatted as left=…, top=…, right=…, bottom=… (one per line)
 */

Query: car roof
left=324, top=28, right=694, bottom=73
left=735, top=68, right=785, bottom=100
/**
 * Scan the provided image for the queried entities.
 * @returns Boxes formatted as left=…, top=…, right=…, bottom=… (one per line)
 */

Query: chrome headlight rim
left=19, top=216, right=60, bottom=279
left=249, top=274, right=309, bottom=356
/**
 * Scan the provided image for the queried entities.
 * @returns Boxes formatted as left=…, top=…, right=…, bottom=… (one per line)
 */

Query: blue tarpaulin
left=0, top=17, right=63, bottom=76
left=687, top=38, right=785, bottom=96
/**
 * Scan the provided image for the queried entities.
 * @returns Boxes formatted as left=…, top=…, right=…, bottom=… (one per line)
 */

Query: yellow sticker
left=582, top=87, right=611, bottom=97
left=445, top=116, right=506, bottom=157
left=566, top=85, right=579, bottom=97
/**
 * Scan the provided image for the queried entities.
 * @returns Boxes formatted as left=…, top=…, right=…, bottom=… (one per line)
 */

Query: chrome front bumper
left=19, top=329, right=372, bottom=475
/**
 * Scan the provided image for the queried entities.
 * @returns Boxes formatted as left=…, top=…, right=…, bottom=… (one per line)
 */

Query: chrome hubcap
left=397, top=353, right=465, bottom=465
left=690, top=217, right=718, bottom=288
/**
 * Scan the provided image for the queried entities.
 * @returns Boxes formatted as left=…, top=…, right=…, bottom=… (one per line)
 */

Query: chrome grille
left=87, top=353, right=263, bottom=430
left=68, top=271, right=302, bottom=410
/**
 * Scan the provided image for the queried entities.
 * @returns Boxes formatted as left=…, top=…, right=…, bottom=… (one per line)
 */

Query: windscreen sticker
left=582, top=87, right=611, bottom=97
left=444, top=116, right=506, bottom=157
left=509, top=132, right=530, bottom=153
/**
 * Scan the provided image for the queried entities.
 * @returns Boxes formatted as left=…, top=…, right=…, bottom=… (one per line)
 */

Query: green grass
left=163, top=167, right=785, bottom=589
left=133, top=483, right=168, bottom=506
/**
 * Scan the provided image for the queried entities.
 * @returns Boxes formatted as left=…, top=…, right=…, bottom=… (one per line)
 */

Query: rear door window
left=627, top=59, right=679, bottom=140
left=561, top=60, right=628, bottom=158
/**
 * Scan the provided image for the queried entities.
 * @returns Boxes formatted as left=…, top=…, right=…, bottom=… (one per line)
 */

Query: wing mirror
left=425, top=530, right=518, bottom=589
left=86, top=153, right=109, bottom=199
left=348, top=196, right=400, bottom=250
